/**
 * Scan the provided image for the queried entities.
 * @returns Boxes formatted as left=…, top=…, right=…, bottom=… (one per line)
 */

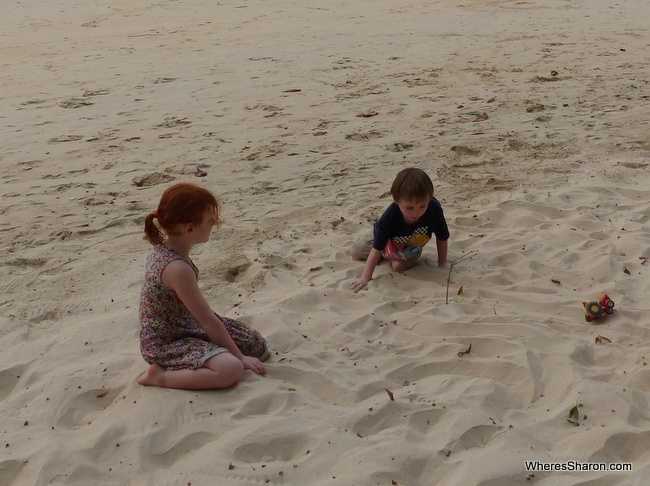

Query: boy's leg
left=391, top=259, right=418, bottom=272
left=221, top=316, right=269, bottom=360
left=350, top=231, right=374, bottom=260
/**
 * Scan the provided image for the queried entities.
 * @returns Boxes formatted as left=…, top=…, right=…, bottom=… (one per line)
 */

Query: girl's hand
left=241, top=356, right=267, bottom=376
left=350, top=277, right=370, bottom=293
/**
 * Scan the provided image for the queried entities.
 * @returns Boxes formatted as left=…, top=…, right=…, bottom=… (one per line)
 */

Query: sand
left=1, top=0, right=649, bottom=484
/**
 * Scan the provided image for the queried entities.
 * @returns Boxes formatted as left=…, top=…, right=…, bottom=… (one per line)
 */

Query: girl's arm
left=351, top=248, right=382, bottom=293
left=162, top=260, right=245, bottom=359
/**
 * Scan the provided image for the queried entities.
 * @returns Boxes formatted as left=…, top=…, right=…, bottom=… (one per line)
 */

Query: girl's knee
left=207, top=353, right=244, bottom=387
left=224, top=356, right=245, bottom=386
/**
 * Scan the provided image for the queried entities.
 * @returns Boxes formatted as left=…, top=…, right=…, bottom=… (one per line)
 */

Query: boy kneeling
left=350, top=167, right=450, bottom=293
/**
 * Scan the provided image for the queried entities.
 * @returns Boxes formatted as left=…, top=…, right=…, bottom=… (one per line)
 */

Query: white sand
left=1, top=0, right=649, bottom=484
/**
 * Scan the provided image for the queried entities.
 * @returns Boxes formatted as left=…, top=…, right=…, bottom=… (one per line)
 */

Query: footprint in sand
left=150, top=431, right=216, bottom=467
left=55, top=387, right=120, bottom=428
left=231, top=392, right=296, bottom=419
left=0, top=459, right=25, bottom=485
left=231, top=423, right=317, bottom=464
left=589, top=430, right=650, bottom=464
left=48, top=135, right=83, bottom=143
left=345, top=130, right=384, bottom=141
left=386, top=141, right=415, bottom=152
left=0, top=365, right=24, bottom=401
left=222, top=260, right=252, bottom=282
left=440, top=424, right=504, bottom=457
left=132, top=172, right=175, bottom=187
left=59, top=98, right=94, bottom=109
left=155, top=117, right=191, bottom=129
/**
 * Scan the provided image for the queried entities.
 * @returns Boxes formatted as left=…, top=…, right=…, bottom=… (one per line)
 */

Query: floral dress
left=139, top=245, right=268, bottom=370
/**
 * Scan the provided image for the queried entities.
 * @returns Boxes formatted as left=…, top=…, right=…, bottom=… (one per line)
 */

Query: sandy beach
left=1, top=0, right=649, bottom=484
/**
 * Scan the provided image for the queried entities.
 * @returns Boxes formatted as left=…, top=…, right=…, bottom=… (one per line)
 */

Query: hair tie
left=152, top=210, right=159, bottom=218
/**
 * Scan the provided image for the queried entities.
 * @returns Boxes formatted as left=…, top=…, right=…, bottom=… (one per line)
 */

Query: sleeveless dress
left=139, top=245, right=268, bottom=370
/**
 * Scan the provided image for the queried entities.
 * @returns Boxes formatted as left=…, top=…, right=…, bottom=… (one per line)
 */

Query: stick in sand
left=445, top=250, right=479, bottom=304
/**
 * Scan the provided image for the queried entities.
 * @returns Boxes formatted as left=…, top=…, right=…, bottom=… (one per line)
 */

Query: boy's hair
left=390, top=168, right=434, bottom=201
left=144, top=183, right=221, bottom=245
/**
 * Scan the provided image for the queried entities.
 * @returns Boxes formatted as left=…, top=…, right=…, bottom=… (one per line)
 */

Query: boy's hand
left=351, top=277, right=370, bottom=293
left=241, top=356, right=267, bottom=376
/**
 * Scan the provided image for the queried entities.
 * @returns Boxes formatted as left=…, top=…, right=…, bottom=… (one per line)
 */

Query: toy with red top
left=583, top=294, right=615, bottom=322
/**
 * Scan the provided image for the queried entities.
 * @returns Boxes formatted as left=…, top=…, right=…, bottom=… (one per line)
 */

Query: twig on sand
left=445, top=250, right=479, bottom=304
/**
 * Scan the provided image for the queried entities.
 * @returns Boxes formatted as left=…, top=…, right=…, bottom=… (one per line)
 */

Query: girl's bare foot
left=138, top=363, right=165, bottom=386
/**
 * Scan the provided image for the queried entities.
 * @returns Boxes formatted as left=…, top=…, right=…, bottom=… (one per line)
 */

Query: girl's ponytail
left=144, top=212, right=164, bottom=245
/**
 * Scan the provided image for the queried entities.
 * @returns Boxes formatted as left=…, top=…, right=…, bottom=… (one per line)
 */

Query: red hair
left=144, top=183, right=221, bottom=245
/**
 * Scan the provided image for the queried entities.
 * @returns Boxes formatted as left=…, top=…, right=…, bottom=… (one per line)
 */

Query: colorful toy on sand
left=583, top=294, right=615, bottom=322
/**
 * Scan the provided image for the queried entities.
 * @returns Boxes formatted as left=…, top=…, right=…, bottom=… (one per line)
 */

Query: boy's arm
left=351, top=248, right=382, bottom=293
left=436, top=238, right=448, bottom=266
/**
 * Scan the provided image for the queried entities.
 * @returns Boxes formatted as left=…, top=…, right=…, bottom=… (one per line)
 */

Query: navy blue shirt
left=373, top=198, right=450, bottom=252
